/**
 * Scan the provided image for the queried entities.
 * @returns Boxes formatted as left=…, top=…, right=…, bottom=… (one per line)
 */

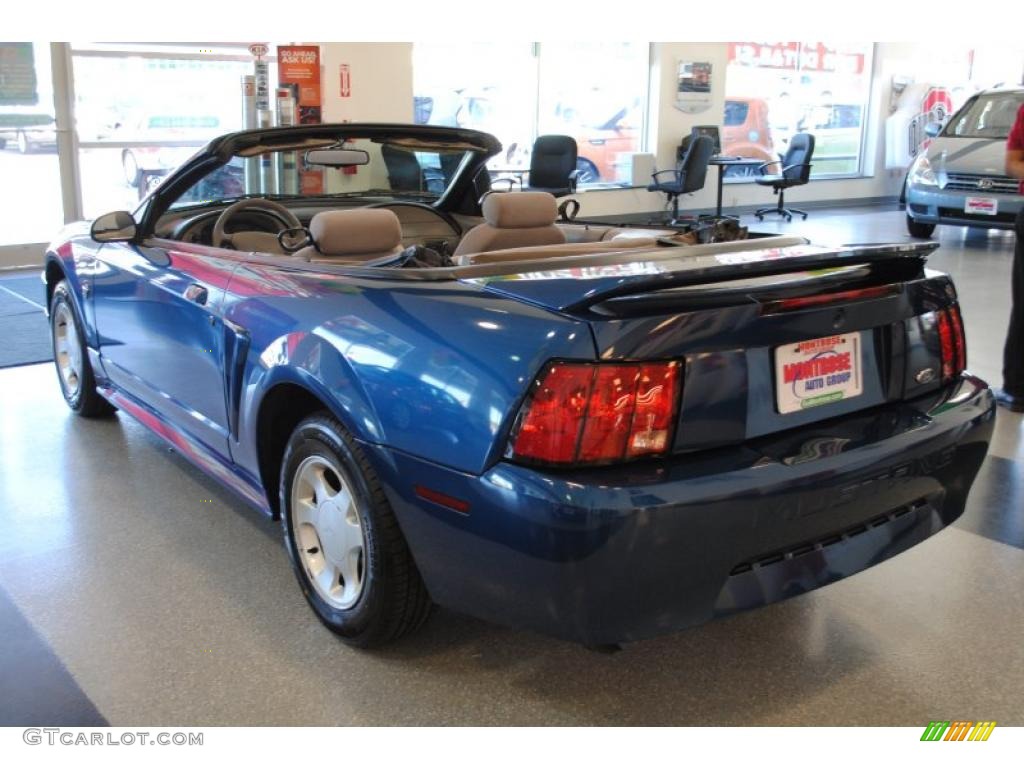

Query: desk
left=708, top=156, right=761, bottom=218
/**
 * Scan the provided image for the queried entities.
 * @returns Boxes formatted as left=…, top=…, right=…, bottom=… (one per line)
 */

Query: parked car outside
left=570, top=105, right=642, bottom=184
left=721, top=97, right=775, bottom=177
left=0, top=107, right=58, bottom=153
left=905, top=87, right=1024, bottom=238
left=116, top=113, right=224, bottom=188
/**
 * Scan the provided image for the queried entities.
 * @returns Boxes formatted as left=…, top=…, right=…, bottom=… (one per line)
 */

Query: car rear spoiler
left=460, top=239, right=939, bottom=314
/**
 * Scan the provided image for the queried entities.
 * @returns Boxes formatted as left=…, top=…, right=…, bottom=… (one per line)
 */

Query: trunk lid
left=466, top=238, right=957, bottom=452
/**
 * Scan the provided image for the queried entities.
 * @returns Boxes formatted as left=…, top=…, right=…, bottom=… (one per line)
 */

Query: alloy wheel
left=53, top=302, right=82, bottom=398
left=290, top=455, right=367, bottom=610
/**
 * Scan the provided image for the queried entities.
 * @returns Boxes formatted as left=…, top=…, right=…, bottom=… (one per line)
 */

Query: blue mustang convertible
left=44, top=123, right=994, bottom=647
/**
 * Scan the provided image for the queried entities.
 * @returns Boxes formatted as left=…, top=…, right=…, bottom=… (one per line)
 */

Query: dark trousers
left=1004, top=207, right=1024, bottom=396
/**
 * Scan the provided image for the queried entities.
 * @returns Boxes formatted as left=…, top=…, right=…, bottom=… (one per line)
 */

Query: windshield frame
left=137, top=123, right=500, bottom=237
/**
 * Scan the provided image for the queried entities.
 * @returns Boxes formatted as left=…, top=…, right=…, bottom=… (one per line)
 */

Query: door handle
left=184, top=284, right=208, bottom=306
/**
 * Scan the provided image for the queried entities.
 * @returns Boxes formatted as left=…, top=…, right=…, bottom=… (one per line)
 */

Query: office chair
left=381, top=144, right=423, bottom=191
left=524, top=135, right=580, bottom=197
left=754, top=132, right=815, bottom=222
left=646, top=134, right=715, bottom=225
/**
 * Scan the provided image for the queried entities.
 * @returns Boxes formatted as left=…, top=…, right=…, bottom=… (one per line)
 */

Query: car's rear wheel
left=906, top=215, right=936, bottom=239
left=50, top=280, right=116, bottom=417
left=281, top=412, right=432, bottom=647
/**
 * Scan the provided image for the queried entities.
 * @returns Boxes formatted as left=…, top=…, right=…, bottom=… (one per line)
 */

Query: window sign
left=0, top=43, right=38, bottom=105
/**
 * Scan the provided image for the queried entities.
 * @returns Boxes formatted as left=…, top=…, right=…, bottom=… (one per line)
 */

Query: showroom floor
left=0, top=205, right=1022, bottom=726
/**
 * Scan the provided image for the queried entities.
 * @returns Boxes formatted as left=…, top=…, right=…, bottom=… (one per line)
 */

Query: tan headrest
left=310, top=209, right=402, bottom=256
left=482, top=192, right=558, bottom=229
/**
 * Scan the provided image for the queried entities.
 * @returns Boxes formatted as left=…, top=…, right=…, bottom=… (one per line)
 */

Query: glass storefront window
left=71, top=47, right=271, bottom=218
left=537, top=43, right=648, bottom=186
left=723, top=42, right=874, bottom=178
left=413, top=42, right=648, bottom=188
left=0, top=43, right=64, bottom=245
left=412, top=42, right=537, bottom=172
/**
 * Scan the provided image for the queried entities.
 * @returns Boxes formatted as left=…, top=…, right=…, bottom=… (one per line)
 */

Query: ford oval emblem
left=915, top=367, right=936, bottom=384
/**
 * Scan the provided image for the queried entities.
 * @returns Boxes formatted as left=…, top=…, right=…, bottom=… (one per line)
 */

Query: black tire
left=49, top=280, right=116, bottom=417
left=906, top=215, right=936, bottom=239
left=123, top=150, right=141, bottom=188
left=280, top=412, right=432, bottom=647
left=576, top=157, right=600, bottom=185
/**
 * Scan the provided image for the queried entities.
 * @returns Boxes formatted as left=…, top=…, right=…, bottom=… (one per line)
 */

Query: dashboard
left=161, top=200, right=463, bottom=252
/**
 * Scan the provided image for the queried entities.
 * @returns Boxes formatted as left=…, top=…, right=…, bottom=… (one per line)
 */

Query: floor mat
left=0, top=273, right=52, bottom=368
left=0, top=310, right=51, bottom=368
left=0, top=274, right=46, bottom=309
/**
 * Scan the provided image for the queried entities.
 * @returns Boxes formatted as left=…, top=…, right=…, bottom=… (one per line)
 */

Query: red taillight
left=948, top=304, right=966, bottom=373
left=628, top=364, right=681, bottom=458
left=509, top=364, right=593, bottom=464
left=937, top=305, right=967, bottom=382
left=509, top=361, right=682, bottom=466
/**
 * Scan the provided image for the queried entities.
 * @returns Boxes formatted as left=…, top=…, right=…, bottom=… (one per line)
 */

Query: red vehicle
left=572, top=106, right=642, bottom=184
left=722, top=97, right=776, bottom=176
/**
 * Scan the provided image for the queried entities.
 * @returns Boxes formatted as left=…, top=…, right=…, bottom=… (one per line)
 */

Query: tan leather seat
left=295, top=209, right=405, bottom=264
left=453, top=192, right=566, bottom=260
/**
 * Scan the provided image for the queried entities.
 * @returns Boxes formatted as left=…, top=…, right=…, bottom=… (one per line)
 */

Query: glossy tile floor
left=1, top=206, right=1022, bottom=726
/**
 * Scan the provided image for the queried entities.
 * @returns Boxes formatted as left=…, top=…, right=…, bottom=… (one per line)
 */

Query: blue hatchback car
left=45, top=123, right=994, bottom=647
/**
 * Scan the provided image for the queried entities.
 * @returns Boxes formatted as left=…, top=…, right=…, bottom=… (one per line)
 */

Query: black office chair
left=754, top=132, right=815, bottom=222
left=646, top=134, right=715, bottom=225
left=524, top=135, right=580, bottom=197
left=381, top=144, right=423, bottom=191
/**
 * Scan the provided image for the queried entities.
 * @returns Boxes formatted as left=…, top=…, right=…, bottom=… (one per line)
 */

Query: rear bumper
left=906, top=184, right=1023, bottom=230
left=366, top=376, right=994, bottom=644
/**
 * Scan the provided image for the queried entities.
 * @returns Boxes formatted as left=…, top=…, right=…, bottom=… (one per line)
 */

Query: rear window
left=944, top=92, right=1024, bottom=139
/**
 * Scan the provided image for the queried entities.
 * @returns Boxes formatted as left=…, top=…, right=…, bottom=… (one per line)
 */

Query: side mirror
left=924, top=121, right=942, bottom=138
left=91, top=211, right=138, bottom=243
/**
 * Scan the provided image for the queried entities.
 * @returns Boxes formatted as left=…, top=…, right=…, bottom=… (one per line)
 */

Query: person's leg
left=1001, top=207, right=1024, bottom=397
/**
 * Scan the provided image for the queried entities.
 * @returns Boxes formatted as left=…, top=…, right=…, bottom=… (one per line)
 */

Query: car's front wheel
left=17, top=131, right=33, bottom=154
left=280, top=412, right=432, bottom=647
left=576, top=158, right=600, bottom=185
left=906, top=215, right=936, bottom=239
left=122, top=150, right=140, bottom=187
left=50, top=280, right=116, bottom=417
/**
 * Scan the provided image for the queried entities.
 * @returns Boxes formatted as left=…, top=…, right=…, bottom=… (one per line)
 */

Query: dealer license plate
left=965, top=197, right=998, bottom=215
left=774, top=332, right=863, bottom=414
